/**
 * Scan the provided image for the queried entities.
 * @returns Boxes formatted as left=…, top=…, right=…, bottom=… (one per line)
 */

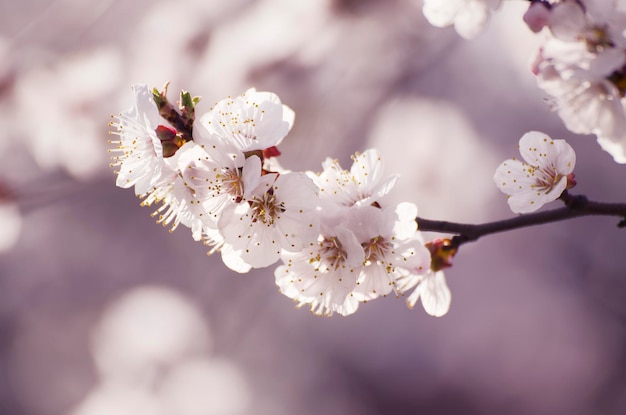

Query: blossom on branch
left=193, top=88, right=295, bottom=153
left=219, top=170, right=321, bottom=269
left=109, top=84, right=167, bottom=195
left=111, top=84, right=449, bottom=318
left=494, top=131, right=576, bottom=214
left=275, top=222, right=365, bottom=317
left=275, top=153, right=431, bottom=316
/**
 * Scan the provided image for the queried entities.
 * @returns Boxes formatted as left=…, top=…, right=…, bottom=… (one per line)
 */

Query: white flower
left=539, top=63, right=626, bottom=135
left=109, top=84, right=166, bottom=196
left=534, top=48, right=626, bottom=163
left=422, top=0, right=502, bottom=39
left=141, top=142, right=207, bottom=239
left=397, top=260, right=451, bottom=317
left=193, top=88, right=295, bottom=153
left=350, top=203, right=431, bottom=300
left=179, top=140, right=262, bottom=227
left=311, top=149, right=397, bottom=211
left=494, top=131, right=576, bottom=214
left=547, top=0, right=626, bottom=47
left=219, top=171, right=320, bottom=269
left=531, top=0, right=626, bottom=163
left=275, top=221, right=365, bottom=316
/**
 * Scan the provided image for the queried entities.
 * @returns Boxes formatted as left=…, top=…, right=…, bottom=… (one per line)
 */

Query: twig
left=416, top=193, right=626, bottom=249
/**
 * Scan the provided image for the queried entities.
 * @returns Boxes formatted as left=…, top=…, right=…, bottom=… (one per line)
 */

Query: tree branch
left=416, top=193, right=626, bottom=249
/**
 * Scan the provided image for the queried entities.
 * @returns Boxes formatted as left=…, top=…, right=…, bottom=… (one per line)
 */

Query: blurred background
left=1, top=0, right=626, bottom=414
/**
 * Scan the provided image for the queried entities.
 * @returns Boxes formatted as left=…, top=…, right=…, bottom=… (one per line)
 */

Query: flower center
left=608, top=65, right=626, bottom=97
left=362, top=236, right=392, bottom=264
left=584, top=25, right=614, bottom=53
left=528, top=164, right=561, bottom=192
left=313, top=236, right=347, bottom=271
left=249, top=190, right=284, bottom=225
left=216, top=168, right=244, bottom=202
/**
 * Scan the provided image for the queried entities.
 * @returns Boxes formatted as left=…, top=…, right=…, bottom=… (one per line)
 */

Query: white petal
left=548, top=0, right=586, bottom=41
left=220, top=243, right=252, bottom=273
left=454, top=0, right=490, bottom=39
left=392, top=202, right=418, bottom=240
left=597, top=134, right=626, bottom=163
left=507, top=176, right=567, bottom=214
left=408, top=271, right=451, bottom=317
left=423, top=0, right=462, bottom=28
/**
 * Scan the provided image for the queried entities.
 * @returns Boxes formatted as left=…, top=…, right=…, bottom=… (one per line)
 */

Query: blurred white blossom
left=14, top=47, right=122, bottom=178
left=531, top=0, right=626, bottom=163
left=422, top=0, right=502, bottom=39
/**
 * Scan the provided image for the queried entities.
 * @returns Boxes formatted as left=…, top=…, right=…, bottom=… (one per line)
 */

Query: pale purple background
left=1, top=1, right=626, bottom=414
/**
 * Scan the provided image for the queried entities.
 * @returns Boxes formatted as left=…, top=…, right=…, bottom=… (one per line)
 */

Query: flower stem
left=416, top=193, right=626, bottom=249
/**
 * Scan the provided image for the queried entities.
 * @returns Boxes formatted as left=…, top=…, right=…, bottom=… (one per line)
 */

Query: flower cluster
left=110, top=85, right=451, bottom=317
left=527, top=0, right=626, bottom=163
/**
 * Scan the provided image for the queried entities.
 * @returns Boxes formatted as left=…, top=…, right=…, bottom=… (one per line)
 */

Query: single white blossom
left=537, top=63, right=626, bottom=140
left=422, top=0, right=502, bottom=39
left=219, top=171, right=320, bottom=269
left=311, top=149, right=397, bottom=212
left=275, top=221, right=364, bottom=316
left=350, top=203, right=431, bottom=301
left=193, top=88, right=295, bottom=153
left=546, top=0, right=626, bottom=46
left=180, top=141, right=262, bottom=227
left=141, top=142, right=207, bottom=239
left=109, top=84, right=166, bottom=195
left=494, top=131, right=576, bottom=214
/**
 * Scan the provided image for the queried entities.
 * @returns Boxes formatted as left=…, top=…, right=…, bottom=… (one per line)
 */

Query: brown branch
left=416, top=193, right=626, bottom=249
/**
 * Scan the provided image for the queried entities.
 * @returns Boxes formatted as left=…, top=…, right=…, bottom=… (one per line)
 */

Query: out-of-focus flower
left=92, top=286, right=212, bottom=381
left=73, top=286, right=251, bottom=415
left=523, top=1, right=550, bottom=33
left=494, top=131, right=576, bottom=214
left=422, top=0, right=502, bottom=39
left=14, top=47, right=122, bottom=178
left=530, top=0, right=626, bottom=163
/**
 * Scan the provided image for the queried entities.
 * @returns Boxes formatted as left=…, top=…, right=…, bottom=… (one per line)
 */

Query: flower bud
left=523, top=1, right=551, bottom=33
left=155, top=125, right=185, bottom=158
left=425, top=238, right=457, bottom=272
